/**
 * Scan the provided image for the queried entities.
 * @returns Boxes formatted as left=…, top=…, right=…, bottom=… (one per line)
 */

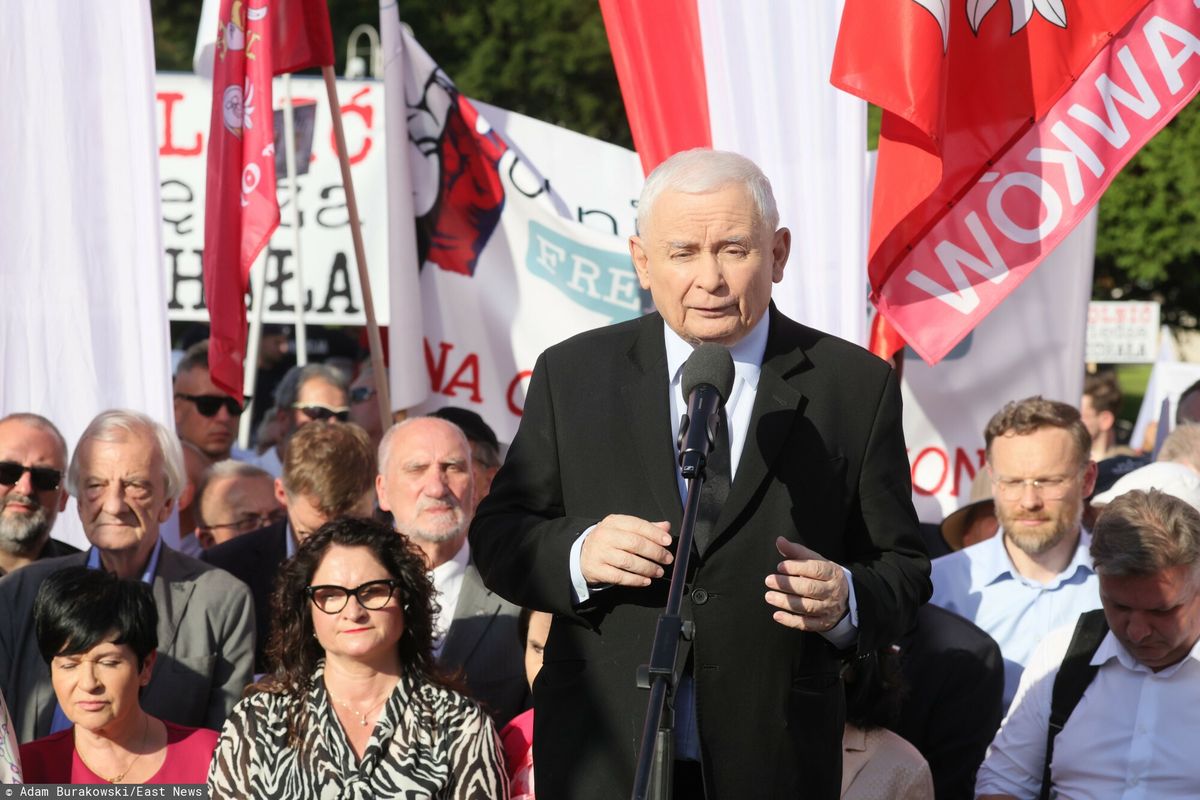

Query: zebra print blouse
left=208, top=664, right=509, bottom=799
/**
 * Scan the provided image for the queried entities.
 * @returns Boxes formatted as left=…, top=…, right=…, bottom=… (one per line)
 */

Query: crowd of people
left=1, top=150, right=1199, bottom=798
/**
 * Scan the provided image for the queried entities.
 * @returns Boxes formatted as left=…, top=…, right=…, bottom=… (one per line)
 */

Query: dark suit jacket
left=891, top=603, right=1004, bottom=800
left=470, top=308, right=931, bottom=799
left=201, top=520, right=290, bottom=672
left=0, top=545, right=256, bottom=742
left=441, top=559, right=529, bottom=726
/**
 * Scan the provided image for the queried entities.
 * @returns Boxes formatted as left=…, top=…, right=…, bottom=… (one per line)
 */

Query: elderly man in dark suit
left=376, top=416, right=527, bottom=726
left=0, top=409, right=255, bottom=742
left=470, top=149, right=931, bottom=799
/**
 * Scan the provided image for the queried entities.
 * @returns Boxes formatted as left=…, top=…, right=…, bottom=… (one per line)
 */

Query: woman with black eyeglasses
left=207, top=516, right=508, bottom=799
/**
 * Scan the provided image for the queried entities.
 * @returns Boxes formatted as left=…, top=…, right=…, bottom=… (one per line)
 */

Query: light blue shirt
left=930, top=529, right=1100, bottom=708
left=568, top=315, right=858, bottom=760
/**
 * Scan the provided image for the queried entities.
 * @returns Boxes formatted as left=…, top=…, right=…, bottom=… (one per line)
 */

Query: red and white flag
left=600, top=1, right=870, bottom=345
left=203, top=0, right=333, bottom=399
left=833, top=0, right=1200, bottom=363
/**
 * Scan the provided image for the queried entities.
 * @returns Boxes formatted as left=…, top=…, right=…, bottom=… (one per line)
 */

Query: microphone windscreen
left=682, top=343, right=736, bottom=403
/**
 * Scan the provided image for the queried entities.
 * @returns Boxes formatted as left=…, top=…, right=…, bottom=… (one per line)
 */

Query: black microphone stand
left=630, top=406, right=719, bottom=800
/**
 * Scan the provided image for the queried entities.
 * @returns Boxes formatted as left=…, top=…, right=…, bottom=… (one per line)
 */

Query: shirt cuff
left=569, top=524, right=598, bottom=604
left=819, top=566, right=859, bottom=650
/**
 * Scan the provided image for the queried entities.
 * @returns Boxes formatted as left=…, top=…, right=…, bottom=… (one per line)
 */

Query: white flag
left=0, top=0, right=175, bottom=547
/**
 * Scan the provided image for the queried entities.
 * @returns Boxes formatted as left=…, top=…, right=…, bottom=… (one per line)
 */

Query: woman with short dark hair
left=208, top=516, right=507, bottom=799
left=18, top=567, right=218, bottom=783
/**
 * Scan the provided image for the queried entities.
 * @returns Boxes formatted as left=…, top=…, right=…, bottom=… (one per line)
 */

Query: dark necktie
left=693, top=406, right=731, bottom=555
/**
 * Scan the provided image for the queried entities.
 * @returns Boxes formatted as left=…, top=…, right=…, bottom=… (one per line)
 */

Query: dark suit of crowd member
left=892, top=603, right=1004, bottom=799
left=470, top=150, right=930, bottom=799
left=0, top=410, right=255, bottom=741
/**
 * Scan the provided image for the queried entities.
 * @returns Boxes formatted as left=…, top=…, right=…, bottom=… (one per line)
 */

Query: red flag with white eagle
left=833, top=0, right=1200, bottom=363
left=203, top=0, right=333, bottom=400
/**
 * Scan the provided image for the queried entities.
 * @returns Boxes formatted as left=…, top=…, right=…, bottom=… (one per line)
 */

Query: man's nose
left=14, top=468, right=36, bottom=496
left=693, top=253, right=725, bottom=292
left=99, top=482, right=129, bottom=514
left=1126, top=614, right=1152, bottom=643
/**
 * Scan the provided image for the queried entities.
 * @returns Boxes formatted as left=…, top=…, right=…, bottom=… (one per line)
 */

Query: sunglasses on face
left=292, top=403, right=350, bottom=423
left=175, top=393, right=244, bottom=418
left=306, top=579, right=402, bottom=614
left=0, top=461, right=63, bottom=492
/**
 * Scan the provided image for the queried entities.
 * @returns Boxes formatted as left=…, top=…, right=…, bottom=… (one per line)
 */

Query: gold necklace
left=329, top=688, right=391, bottom=728
left=76, top=714, right=149, bottom=784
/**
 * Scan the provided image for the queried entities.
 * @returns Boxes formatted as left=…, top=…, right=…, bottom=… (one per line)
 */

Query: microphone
left=678, top=343, right=735, bottom=479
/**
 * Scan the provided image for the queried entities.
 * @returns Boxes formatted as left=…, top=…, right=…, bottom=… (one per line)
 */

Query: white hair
left=66, top=409, right=186, bottom=502
left=636, top=149, right=780, bottom=236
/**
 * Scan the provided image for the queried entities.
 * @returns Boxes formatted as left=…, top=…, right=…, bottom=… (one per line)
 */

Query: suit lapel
left=619, top=315, right=684, bottom=528
left=706, top=309, right=810, bottom=557
left=440, top=563, right=497, bottom=669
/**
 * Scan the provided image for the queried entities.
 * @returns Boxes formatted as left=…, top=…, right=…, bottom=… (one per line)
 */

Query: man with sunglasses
left=173, top=343, right=245, bottom=462
left=930, top=397, right=1103, bottom=712
left=0, top=414, right=79, bottom=576
left=250, top=364, right=351, bottom=478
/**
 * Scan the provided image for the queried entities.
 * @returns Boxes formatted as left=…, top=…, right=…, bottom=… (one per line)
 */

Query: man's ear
left=375, top=473, right=391, bottom=512
left=630, top=236, right=652, bottom=290
left=1099, top=410, right=1116, bottom=434
left=197, top=529, right=215, bottom=550
left=274, top=478, right=290, bottom=508
left=770, top=227, right=791, bottom=283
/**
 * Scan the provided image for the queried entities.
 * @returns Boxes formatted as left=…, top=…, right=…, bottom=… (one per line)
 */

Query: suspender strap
left=1038, top=609, right=1109, bottom=800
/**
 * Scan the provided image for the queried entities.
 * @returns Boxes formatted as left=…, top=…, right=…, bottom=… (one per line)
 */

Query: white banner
left=2, top=1, right=174, bottom=548
left=156, top=71, right=644, bottom=439
left=902, top=210, right=1098, bottom=523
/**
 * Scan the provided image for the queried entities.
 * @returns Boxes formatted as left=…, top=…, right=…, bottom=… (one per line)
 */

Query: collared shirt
left=930, top=529, right=1100, bottom=707
left=51, top=539, right=166, bottom=733
left=431, top=540, right=470, bottom=659
left=976, top=622, right=1200, bottom=798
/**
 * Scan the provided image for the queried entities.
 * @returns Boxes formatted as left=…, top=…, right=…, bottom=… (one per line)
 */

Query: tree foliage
left=1093, top=102, right=1200, bottom=325
left=150, top=0, right=632, bottom=148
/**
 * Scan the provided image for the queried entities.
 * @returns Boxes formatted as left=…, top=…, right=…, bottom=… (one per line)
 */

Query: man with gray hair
left=977, top=489, right=1200, bottom=798
left=193, top=459, right=283, bottom=550
left=0, top=413, right=79, bottom=576
left=376, top=416, right=526, bottom=726
left=0, top=409, right=255, bottom=742
left=250, top=363, right=350, bottom=477
left=470, top=149, right=929, bottom=798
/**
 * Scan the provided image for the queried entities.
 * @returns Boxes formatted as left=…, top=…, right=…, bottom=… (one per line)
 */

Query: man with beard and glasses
left=930, top=397, right=1102, bottom=710
left=375, top=416, right=526, bottom=726
left=0, top=414, right=79, bottom=577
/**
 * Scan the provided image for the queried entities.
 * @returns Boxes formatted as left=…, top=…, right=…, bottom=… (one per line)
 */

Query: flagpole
left=321, top=65, right=391, bottom=428
left=281, top=73, right=309, bottom=367
left=239, top=249, right=270, bottom=450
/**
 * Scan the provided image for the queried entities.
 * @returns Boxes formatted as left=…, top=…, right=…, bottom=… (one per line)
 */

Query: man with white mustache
left=930, top=397, right=1103, bottom=711
left=375, top=416, right=527, bottom=726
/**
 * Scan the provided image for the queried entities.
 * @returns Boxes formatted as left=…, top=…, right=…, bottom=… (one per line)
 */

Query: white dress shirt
left=430, top=539, right=470, bottom=659
left=976, top=620, right=1200, bottom=798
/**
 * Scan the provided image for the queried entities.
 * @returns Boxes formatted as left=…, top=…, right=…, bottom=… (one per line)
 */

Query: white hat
left=1091, top=461, right=1200, bottom=510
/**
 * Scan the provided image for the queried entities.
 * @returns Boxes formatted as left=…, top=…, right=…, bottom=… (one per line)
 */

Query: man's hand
left=764, top=537, right=849, bottom=631
left=580, top=515, right=673, bottom=587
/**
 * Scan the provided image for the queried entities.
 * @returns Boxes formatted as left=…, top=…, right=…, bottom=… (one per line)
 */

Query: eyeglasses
left=306, top=579, right=402, bottom=614
left=198, top=508, right=287, bottom=535
left=991, top=474, right=1078, bottom=500
left=292, top=403, right=350, bottom=423
left=349, top=386, right=376, bottom=404
left=0, top=461, right=63, bottom=492
left=175, top=393, right=244, bottom=417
